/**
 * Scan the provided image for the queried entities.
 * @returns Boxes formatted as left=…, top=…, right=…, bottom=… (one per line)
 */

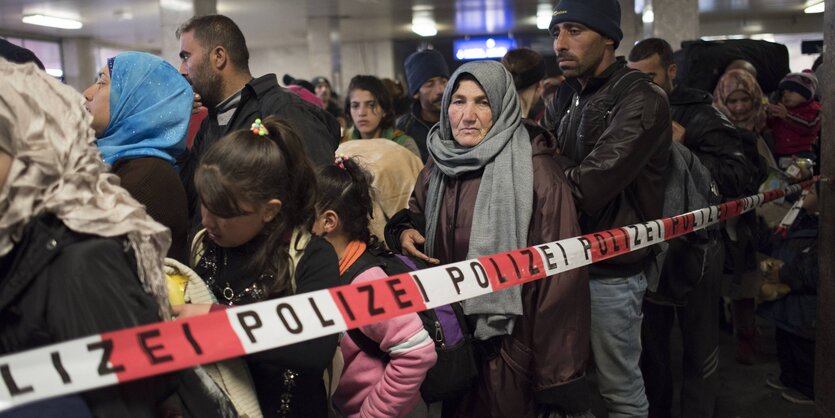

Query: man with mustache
left=396, top=49, right=449, bottom=162
left=544, top=1, right=672, bottom=417
left=175, top=14, right=340, bottom=228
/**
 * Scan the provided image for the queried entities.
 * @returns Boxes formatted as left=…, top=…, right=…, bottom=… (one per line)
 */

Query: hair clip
left=334, top=153, right=348, bottom=169
left=251, top=118, right=269, bottom=136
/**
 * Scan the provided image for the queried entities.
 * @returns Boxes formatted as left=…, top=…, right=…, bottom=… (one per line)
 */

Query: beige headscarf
left=0, top=59, right=172, bottom=318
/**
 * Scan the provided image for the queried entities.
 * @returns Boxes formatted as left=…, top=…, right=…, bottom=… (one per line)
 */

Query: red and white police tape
left=0, top=177, right=822, bottom=411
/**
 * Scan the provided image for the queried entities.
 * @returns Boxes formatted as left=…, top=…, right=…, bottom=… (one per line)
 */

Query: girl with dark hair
left=313, top=156, right=435, bottom=418
left=174, top=116, right=341, bottom=418
left=345, top=75, right=421, bottom=157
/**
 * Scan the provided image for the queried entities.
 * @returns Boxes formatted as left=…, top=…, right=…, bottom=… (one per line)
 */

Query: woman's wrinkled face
left=448, top=79, right=493, bottom=147
left=82, top=65, right=111, bottom=138
left=725, top=90, right=753, bottom=121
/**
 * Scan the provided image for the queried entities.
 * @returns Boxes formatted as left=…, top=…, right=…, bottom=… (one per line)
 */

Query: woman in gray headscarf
left=0, top=59, right=235, bottom=417
left=389, top=60, right=591, bottom=417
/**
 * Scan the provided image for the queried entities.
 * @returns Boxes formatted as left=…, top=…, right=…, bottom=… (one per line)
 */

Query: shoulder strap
left=346, top=328, right=389, bottom=360
left=340, top=250, right=385, bottom=285
left=607, top=70, right=649, bottom=108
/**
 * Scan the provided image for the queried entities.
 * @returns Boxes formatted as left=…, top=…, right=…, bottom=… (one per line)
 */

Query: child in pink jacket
left=313, top=155, right=436, bottom=418
left=767, top=72, right=821, bottom=161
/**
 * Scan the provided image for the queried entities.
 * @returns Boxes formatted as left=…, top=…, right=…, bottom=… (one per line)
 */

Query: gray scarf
left=425, top=60, right=533, bottom=340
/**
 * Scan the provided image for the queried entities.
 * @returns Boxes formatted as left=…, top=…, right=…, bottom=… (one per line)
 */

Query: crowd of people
left=0, top=0, right=823, bottom=416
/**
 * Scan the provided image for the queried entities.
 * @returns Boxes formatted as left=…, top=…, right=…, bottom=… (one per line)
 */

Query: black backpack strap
left=346, top=328, right=389, bottom=360
left=339, top=251, right=384, bottom=285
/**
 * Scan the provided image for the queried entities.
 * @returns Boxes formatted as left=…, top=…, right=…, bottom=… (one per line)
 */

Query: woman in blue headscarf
left=83, top=51, right=192, bottom=262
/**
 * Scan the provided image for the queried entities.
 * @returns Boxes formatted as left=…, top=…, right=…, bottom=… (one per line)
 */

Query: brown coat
left=406, top=122, right=591, bottom=416
left=112, top=157, right=189, bottom=263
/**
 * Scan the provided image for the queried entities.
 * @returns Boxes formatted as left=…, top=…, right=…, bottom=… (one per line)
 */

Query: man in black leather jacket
left=546, top=1, right=671, bottom=416
left=627, top=37, right=750, bottom=418
left=175, top=15, right=340, bottom=229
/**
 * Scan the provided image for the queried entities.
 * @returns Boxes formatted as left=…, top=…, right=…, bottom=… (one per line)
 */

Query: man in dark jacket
left=175, top=15, right=340, bottom=226
left=627, top=37, right=750, bottom=418
left=547, top=1, right=671, bottom=416
left=395, top=49, right=449, bottom=162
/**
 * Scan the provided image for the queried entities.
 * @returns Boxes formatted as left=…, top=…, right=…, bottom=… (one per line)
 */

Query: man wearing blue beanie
left=541, top=1, right=673, bottom=417
left=396, top=49, right=449, bottom=162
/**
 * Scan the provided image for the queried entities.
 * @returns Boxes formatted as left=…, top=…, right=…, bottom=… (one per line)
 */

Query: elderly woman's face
left=449, top=79, right=493, bottom=147
left=82, top=65, right=111, bottom=138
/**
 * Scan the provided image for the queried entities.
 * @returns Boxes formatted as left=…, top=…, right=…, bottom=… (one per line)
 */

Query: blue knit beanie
left=404, top=49, right=450, bottom=96
left=549, top=0, right=623, bottom=49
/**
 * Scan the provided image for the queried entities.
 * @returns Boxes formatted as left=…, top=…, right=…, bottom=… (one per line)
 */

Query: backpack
left=340, top=247, right=479, bottom=404
left=645, top=143, right=722, bottom=306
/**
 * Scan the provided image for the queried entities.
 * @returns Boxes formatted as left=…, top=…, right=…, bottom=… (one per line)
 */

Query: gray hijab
left=425, top=60, right=533, bottom=340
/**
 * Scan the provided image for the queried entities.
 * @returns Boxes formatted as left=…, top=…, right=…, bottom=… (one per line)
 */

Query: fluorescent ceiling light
left=22, top=14, right=82, bottom=30
left=412, top=19, right=438, bottom=37
left=412, top=8, right=437, bottom=37
left=804, top=2, right=824, bottom=13
left=642, top=8, right=655, bottom=23
left=536, top=4, right=552, bottom=30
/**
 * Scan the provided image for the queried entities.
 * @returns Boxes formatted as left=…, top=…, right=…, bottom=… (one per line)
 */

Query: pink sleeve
left=353, top=267, right=437, bottom=418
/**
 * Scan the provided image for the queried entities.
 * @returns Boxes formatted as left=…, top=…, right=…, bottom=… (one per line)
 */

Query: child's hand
left=768, top=102, right=788, bottom=119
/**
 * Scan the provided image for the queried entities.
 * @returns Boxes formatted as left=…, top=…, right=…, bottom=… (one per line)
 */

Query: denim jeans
left=589, top=273, right=649, bottom=418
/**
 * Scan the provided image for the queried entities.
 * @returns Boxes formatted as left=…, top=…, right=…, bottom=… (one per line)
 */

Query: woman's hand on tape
left=400, top=228, right=439, bottom=265
left=172, top=303, right=211, bottom=318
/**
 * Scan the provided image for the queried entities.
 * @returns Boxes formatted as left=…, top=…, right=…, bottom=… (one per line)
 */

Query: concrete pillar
left=307, top=15, right=342, bottom=94
left=61, top=37, right=96, bottom=92
left=619, top=0, right=641, bottom=56
left=816, top=3, right=835, bottom=415
left=159, top=0, right=216, bottom=68
left=649, top=0, right=699, bottom=51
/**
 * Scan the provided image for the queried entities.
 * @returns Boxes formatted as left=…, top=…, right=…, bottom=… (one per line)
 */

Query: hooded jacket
left=390, top=121, right=590, bottom=415
left=669, top=85, right=751, bottom=198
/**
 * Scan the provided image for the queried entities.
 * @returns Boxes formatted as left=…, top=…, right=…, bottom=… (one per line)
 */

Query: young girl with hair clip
left=312, top=155, right=436, bottom=418
left=173, top=116, right=340, bottom=418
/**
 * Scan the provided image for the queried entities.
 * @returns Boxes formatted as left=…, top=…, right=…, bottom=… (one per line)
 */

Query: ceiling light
left=804, top=2, right=824, bottom=13
left=536, top=4, right=553, bottom=30
left=46, top=68, right=64, bottom=78
left=22, top=14, right=82, bottom=30
left=412, top=18, right=438, bottom=37
left=642, top=7, right=655, bottom=23
left=412, top=7, right=437, bottom=37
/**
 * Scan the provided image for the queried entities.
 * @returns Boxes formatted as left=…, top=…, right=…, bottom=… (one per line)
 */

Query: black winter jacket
left=668, top=85, right=750, bottom=198
left=545, top=58, right=671, bottom=278
left=0, top=215, right=236, bottom=418
left=179, top=74, right=341, bottom=225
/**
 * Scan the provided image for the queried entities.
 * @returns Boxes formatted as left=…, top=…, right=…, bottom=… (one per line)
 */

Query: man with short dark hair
left=628, top=37, right=750, bottom=418
left=545, top=1, right=672, bottom=416
left=396, top=49, right=449, bottom=162
left=175, top=14, right=340, bottom=226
